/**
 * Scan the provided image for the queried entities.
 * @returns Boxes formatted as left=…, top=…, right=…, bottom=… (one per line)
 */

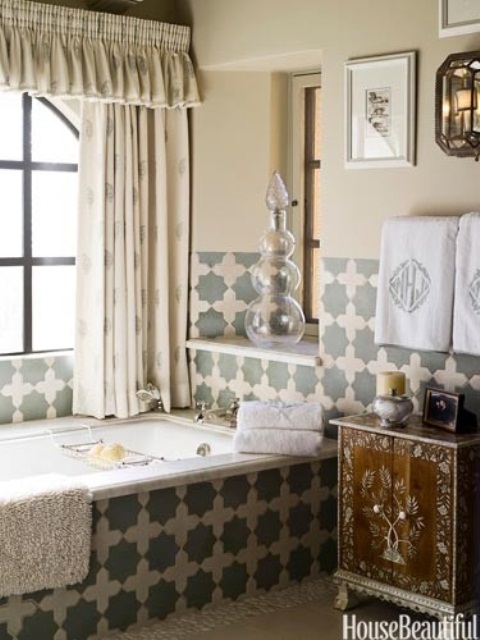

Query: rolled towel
left=237, top=401, right=323, bottom=431
left=233, top=428, right=323, bottom=457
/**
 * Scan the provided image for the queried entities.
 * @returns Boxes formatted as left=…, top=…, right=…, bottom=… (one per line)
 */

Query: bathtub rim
left=0, top=410, right=338, bottom=500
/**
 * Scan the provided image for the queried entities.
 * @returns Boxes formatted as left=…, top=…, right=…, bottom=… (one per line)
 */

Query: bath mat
left=109, top=575, right=336, bottom=640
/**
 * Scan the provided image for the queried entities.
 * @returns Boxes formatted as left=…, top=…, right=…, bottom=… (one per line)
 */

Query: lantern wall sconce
left=435, top=51, right=480, bottom=160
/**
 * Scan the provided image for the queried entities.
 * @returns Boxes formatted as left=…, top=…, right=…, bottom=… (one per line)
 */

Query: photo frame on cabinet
left=422, top=388, right=462, bottom=432
left=439, top=0, right=480, bottom=37
left=345, top=51, right=416, bottom=169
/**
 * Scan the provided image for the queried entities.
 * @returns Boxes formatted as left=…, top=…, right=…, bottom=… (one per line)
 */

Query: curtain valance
left=0, top=0, right=200, bottom=107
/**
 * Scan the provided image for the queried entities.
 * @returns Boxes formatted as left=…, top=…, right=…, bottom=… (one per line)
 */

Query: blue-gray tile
left=352, top=327, right=377, bottom=365
left=147, top=532, right=179, bottom=572
left=352, top=280, right=377, bottom=320
left=231, top=272, right=256, bottom=303
left=20, top=391, right=49, bottom=422
left=234, top=252, right=259, bottom=269
left=195, top=272, right=228, bottom=305
left=293, top=365, right=318, bottom=396
left=322, top=366, right=349, bottom=401
left=351, top=369, right=375, bottom=407
left=197, top=252, right=226, bottom=268
left=265, top=361, right=290, bottom=392
left=242, top=357, right=264, bottom=386
left=322, top=281, right=349, bottom=318
left=322, top=324, right=349, bottom=359
left=194, top=351, right=215, bottom=379
left=218, top=353, right=238, bottom=383
left=195, top=309, right=228, bottom=338
left=322, top=258, right=349, bottom=277
left=0, top=361, right=16, bottom=390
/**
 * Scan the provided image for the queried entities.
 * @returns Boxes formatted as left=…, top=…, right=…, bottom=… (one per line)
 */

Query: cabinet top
left=330, top=413, right=480, bottom=448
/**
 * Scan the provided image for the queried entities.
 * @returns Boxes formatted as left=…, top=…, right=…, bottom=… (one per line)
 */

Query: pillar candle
left=376, top=371, right=406, bottom=396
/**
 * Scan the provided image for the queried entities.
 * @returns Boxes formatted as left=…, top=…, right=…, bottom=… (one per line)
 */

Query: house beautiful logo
left=343, top=613, right=478, bottom=640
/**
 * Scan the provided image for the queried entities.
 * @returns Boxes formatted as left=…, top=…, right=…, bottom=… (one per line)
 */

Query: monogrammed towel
left=453, top=212, right=480, bottom=355
left=374, top=216, right=459, bottom=352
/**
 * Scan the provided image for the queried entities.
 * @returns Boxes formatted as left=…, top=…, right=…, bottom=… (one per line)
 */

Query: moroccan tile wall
left=189, top=253, right=480, bottom=425
left=0, top=353, right=74, bottom=426
left=0, top=459, right=337, bottom=639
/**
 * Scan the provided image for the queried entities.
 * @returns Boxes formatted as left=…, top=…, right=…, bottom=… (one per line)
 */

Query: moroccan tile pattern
left=107, top=574, right=336, bottom=640
left=0, top=353, right=74, bottom=426
left=189, top=253, right=480, bottom=427
left=0, top=459, right=337, bottom=640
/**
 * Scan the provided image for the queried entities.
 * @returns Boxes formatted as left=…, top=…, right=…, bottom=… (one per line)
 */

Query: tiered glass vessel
left=244, top=171, right=306, bottom=347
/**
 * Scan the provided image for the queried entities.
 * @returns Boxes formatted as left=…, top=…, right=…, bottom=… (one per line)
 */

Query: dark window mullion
left=23, top=94, right=33, bottom=353
left=303, top=86, right=321, bottom=324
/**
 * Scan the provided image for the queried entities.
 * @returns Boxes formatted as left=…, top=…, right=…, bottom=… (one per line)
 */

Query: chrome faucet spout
left=193, top=398, right=240, bottom=428
left=136, top=383, right=163, bottom=412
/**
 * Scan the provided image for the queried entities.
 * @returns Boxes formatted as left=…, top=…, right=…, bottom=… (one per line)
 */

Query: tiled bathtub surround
left=0, top=459, right=337, bottom=640
left=189, top=253, right=480, bottom=424
left=0, top=353, right=74, bottom=426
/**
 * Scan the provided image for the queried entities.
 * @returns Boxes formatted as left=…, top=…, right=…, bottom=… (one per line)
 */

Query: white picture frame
left=345, top=51, right=416, bottom=169
left=439, top=0, right=480, bottom=37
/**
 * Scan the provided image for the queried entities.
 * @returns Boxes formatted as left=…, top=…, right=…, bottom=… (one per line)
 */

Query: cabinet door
left=339, top=427, right=393, bottom=583
left=392, top=438, right=454, bottom=602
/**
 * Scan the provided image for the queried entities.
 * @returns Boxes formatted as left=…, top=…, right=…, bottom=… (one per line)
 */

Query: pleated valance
left=0, top=0, right=200, bottom=107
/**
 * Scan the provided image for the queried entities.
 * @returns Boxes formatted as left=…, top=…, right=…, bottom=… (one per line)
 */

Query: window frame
left=0, top=94, right=79, bottom=356
left=288, top=72, right=321, bottom=335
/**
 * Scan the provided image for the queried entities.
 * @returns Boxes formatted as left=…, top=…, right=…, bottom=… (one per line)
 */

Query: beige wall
left=178, top=0, right=480, bottom=258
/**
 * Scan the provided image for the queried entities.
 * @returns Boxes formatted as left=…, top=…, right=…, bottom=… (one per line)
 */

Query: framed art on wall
left=439, top=0, right=480, bottom=37
left=345, top=51, right=416, bottom=169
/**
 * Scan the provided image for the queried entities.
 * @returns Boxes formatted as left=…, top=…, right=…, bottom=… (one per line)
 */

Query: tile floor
left=110, top=576, right=455, bottom=640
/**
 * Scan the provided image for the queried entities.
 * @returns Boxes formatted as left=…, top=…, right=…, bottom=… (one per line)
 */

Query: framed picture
left=422, top=388, right=463, bottom=432
left=439, top=0, right=480, bottom=37
left=345, top=51, right=416, bottom=169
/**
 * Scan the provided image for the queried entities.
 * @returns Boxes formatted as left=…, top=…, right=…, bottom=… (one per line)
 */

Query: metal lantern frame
left=435, top=50, right=480, bottom=160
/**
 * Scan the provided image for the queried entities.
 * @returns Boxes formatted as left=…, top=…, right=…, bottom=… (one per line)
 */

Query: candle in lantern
left=376, top=371, right=406, bottom=397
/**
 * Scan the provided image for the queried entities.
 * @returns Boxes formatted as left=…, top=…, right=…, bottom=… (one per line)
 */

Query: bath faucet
left=136, top=383, right=163, bottom=412
left=194, top=398, right=240, bottom=428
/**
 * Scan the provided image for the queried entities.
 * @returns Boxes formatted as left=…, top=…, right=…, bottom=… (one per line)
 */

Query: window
left=0, top=93, right=79, bottom=356
left=289, top=73, right=321, bottom=330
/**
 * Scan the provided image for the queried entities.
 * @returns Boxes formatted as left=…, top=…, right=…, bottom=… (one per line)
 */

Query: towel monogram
left=469, top=269, right=480, bottom=315
left=389, top=259, right=431, bottom=313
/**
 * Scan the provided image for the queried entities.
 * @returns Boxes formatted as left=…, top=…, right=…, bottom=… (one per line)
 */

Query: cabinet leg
left=333, top=583, right=360, bottom=611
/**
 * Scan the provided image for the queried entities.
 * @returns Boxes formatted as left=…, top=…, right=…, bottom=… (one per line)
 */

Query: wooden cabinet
left=331, top=413, right=480, bottom=618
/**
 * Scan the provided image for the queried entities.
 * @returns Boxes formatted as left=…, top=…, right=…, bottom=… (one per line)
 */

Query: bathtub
left=0, top=412, right=337, bottom=499
left=0, top=412, right=338, bottom=640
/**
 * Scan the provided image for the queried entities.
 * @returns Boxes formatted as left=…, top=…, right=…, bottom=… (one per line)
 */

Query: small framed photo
left=345, top=51, right=416, bottom=169
left=422, top=388, right=463, bottom=432
left=439, top=0, right=480, bottom=37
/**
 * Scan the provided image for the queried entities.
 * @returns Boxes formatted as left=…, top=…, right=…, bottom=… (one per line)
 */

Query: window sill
left=186, top=336, right=321, bottom=367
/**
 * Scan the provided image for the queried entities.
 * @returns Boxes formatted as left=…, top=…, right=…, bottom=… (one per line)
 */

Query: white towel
left=374, top=216, right=459, bottom=352
left=237, top=401, right=323, bottom=431
left=233, top=428, right=323, bottom=457
left=453, top=212, right=480, bottom=355
left=0, top=473, right=92, bottom=598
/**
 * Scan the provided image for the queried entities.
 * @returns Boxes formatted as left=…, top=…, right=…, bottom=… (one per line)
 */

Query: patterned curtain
left=73, top=103, right=191, bottom=418
left=0, top=0, right=199, bottom=418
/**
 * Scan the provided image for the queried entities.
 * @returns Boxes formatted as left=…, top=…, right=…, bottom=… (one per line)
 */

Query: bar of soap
left=101, top=443, right=126, bottom=461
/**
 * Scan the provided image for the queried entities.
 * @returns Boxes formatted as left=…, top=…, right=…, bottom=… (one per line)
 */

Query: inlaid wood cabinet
left=331, top=413, right=480, bottom=618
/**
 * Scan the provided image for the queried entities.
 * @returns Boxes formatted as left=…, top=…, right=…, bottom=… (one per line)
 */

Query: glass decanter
left=244, top=171, right=306, bottom=346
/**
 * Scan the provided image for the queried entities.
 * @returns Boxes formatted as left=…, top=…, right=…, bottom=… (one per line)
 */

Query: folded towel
left=233, top=428, right=323, bottom=457
left=0, top=473, right=92, bottom=598
left=374, top=215, right=459, bottom=352
left=453, top=212, right=480, bottom=355
left=237, top=401, right=323, bottom=431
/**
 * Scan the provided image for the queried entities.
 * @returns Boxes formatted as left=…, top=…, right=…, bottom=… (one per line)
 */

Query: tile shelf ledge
left=186, top=336, right=322, bottom=367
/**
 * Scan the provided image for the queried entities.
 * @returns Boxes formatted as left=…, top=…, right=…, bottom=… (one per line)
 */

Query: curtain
left=73, top=103, right=191, bottom=418
left=0, top=0, right=199, bottom=108
left=0, top=0, right=199, bottom=418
